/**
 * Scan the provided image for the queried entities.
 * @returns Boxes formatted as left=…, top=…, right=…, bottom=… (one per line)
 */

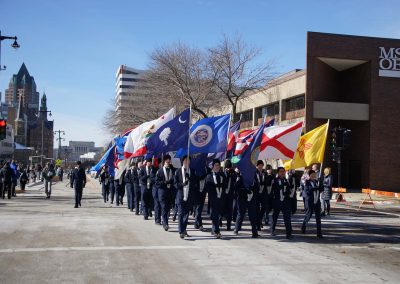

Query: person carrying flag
left=100, top=165, right=111, bottom=203
left=174, top=155, right=198, bottom=239
left=139, top=158, right=157, bottom=220
left=205, top=159, right=226, bottom=239
left=156, top=154, right=176, bottom=231
left=270, top=167, right=294, bottom=239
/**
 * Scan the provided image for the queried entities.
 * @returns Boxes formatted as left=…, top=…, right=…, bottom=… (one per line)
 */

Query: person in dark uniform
left=114, top=177, right=121, bottom=206
left=100, top=165, right=111, bottom=203
left=205, top=159, right=225, bottom=239
left=118, top=170, right=126, bottom=206
left=133, top=161, right=142, bottom=215
left=109, top=170, right=116, bottom=204
left=156, top=154, right=175, bottom=231
left=175, top=155, right=198, bottom=239
left=193, top=164, right=209, bottom=231
left=152, top=159, right=162, bottom=225
left=264, top=165, right=274, bottom=226
left=301, top=170, right=323, bottom=238
left=287, top=169, right=299, bottom=216
left=0, top=161, right=4, bottom=198
left=234, top=168, right=260, bottom=238
left=124, top=163, right=136, bottom=211
left=254, top=160, right=267, bottom=231
left=1, top=162, right=13, bottom=199
left=221, top=159, right=236, bottom=231
left=271, top=167, right=293, bottom=239
left=139, top=158, right=156, bottom=220
left=70, top=161, right=86, bottom=208
left=19, top=168, right=28, bottom=191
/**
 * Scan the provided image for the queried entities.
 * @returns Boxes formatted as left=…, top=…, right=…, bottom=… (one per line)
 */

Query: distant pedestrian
left=321, top=167, right=333, bottom=217
left=1, top=162, right=13, bottom=199
left=70, top=161, right=86, bottom=208
left=19, top=169, right=29, bottom=191
left=43, top=163, right=56, bottom=199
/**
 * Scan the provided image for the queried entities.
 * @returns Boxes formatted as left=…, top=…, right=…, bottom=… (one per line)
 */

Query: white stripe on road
left=0, top=245, right=242, bottom=254
left=335, top=204, right=400, bottom=217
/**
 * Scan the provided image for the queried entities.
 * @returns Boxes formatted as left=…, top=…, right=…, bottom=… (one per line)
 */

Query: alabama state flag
left=284, top=122, right=329, bottom=170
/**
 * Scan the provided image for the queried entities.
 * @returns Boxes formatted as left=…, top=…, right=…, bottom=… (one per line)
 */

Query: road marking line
left=0, top=245, right=242, bottom=254
left=336, top=204, right=400, bottom=217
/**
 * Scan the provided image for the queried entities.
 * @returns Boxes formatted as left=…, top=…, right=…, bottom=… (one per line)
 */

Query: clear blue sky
left=1, top=0, right=399, bottom=147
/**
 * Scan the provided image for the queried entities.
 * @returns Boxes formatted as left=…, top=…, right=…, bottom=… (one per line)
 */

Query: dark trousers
left=209, top=194, right=223, bottom=234
left=2, top=182, right=12, bottom=199
left=20, top=182, right=27, bottom=191
left=126, top=183, right=134, bottom=209
left=177, top=190, right=192, bottom=234
left=265, top=195, right=273, bottom=225
left=141, top=187, right=152, bottom=218
left=194, top=190, right=207, bottom=227
left=134, top=184, right=141, bottom=214
left=74, top=186, right=83, bottom=206
left=322, top=200, right=330, bottom=214
left=271, top=199, right=292, bottom=236
left=258, top=192, right=268, bottom=228
left=171, top=188, right=178, bottom=220
left=232, top=195, right=238, bottom=223
left=235, top=195, right=258, bottom=235
left=152, top=187, right=162, bottom=224
left=102, top=183, right=110, bottom=203
left=11, top=182, right=16, bottom=196
left=110, top=182, right=115, bottom=203
left=221, top=193, right=234, bottom=229
left=158, top=188, right=171, bottom=226
left=303, top=201, right=322, bottom=235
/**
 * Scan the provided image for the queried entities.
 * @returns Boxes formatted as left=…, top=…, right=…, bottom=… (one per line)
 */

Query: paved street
left=0, top=177, right=399, bottom=284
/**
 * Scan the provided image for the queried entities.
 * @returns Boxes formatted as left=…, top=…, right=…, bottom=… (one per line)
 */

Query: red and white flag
left=234, top=129, right=256, bottom=156
left=258, top=121, right=303, bottom=160
left=124, top=107, right=175, bottom=158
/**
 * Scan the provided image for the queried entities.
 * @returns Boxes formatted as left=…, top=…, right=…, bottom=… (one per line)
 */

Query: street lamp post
left=54, top=130, right=65, bottom=160
left=38, top=109, right=52, bottom=165
left=0, top=30, right=20, bottom=71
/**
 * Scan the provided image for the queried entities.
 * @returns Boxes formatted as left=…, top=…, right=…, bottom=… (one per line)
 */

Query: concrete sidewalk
left=0, top=178, right=399, bottom=283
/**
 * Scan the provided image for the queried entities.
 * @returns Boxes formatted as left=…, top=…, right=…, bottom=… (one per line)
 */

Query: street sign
left=55, top=159, right=62, bottom=166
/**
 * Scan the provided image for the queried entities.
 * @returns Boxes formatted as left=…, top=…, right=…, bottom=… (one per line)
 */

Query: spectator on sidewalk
left=19, top=168, right=29, bottom=191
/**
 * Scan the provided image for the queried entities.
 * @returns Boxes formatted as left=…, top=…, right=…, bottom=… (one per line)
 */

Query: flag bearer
left=270, top=167, right=294, bottom=239
left=175, top=155, right=198, bottom=239
left=205, top=159, right=226, bottom=239
left=139, top=158, right=156, bottom=220
left=234, top=169, right=259, bottom=238
left=156, top=154, right=175, bottom=231
left=100, top=165, right=111, bottom=203
left=124, top=163, right=135, bottom=212
left=133, top=161, right=142, bottom=215
left=255, top=160, right=267, bottom=231
left=301, top=170, right=323, bottom=238
left=221, top=159, right=237, bottom=231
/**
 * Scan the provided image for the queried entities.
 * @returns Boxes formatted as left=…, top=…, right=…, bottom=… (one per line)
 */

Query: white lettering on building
left=379, top=47, right=400, bottom=78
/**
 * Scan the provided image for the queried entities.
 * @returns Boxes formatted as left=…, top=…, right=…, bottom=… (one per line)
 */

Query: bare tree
left=208, top=34, right=275, bottom=121
left=147, top=43, right=217, bottom=118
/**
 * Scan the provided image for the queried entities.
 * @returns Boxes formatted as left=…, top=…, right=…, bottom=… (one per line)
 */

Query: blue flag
left=145, top=108, right=190, bottom=156
left=237, top=122, right=266, bottom=188
left=190, top=114, right=230, bottom=154
left=91, top=145, right=116, bottom=176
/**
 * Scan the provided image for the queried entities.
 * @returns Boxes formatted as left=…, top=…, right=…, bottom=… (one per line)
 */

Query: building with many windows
left=210, top=32, right=400, bottom=192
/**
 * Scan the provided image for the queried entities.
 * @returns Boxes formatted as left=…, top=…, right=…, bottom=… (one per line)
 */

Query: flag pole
left=224, top=113, right=232, bottom=162
left=318, top=119, right=330, bottom=180
left=185, top=104, right=193, bottom=193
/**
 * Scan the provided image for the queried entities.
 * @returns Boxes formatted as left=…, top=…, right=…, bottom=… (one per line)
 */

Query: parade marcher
left=139, top=158, right=156, bottom=220
left=124, top=163, right=136, bottom=211
left=264, top=165, right=274, bottom=226
left=156, top=154, right=175, bottom=231
left=109, top=172, right=115, bottom=204
left=1, top=162, right=13, bottom=199
left=205, top=159, right=225, bottom=239
left=234, top=168, right=259, bottom=238
left=152, top=159, right=162, bottom=225
left=114, top=177, right=121, bottom=206
left=133, top=161, right=142, bottom=215
left=287, top=169, right=299, bottom=216
left=19, top=168, right=29, bottom=191
left=255, top=160, right=267, bottom=231
left=193, top=166, right=209, bottom=231
left=175, top=155, right=198, bottom=239
left=220, top=159, right=237, bottom=231
left=301, top=170, right=323, bottom=238
left=271, top=167, right=294, bottom=239
left=70, top=161, right=86, bottom=208
left=300, top=168, right=310, bottom=211
left=322, top=167, right=333, bottom=217
left=100, top=165, right=111, bottom=203
left=118, top=170, right=126, bottom=206
left=43, top=163, right=56, bottom=199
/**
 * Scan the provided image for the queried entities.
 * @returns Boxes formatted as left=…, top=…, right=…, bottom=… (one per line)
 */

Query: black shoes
left=252, top=233, right=260, bottom=238
left=164, top=225, right=169, bottom=231
left=234, top=230, right=239, bottom=235
left=215, top=233, right=221, bottom=239
left=180, top=233, right=185, bottom=239
left=74, top=205, right=78, bottom=208
left=301, top=225, right=306, bottom=234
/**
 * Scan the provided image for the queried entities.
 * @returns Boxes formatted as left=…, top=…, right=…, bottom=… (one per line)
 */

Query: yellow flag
left=284, top=122, right=328, bottom=170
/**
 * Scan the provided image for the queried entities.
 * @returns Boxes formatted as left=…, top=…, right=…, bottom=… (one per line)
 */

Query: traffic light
left=330, top=130, right=337, bottom=151
left=0, top=119, right=6, bottom=140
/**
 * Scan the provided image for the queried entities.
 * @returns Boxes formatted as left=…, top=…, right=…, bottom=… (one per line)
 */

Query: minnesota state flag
left=284, top=122, right=329, bottom=169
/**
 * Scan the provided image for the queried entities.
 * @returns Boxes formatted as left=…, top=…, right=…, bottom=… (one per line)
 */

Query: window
left=286, top=95, right=305, bottom=112
left=237, top=110, right=253, bottom=122
left=261, top=103, right=279, bottom=117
